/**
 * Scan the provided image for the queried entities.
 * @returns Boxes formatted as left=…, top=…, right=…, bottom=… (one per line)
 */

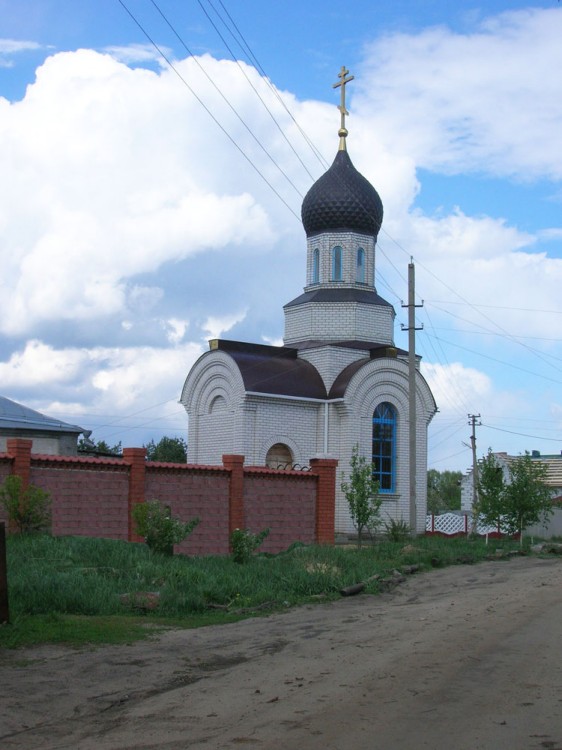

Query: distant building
left=0, top=396, right=86, bottom=456
left=181, top=69, right=437, bottom=535
left=461, top=450, right=562, bottom=512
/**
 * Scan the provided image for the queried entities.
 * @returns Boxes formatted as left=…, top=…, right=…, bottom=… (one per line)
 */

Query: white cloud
left=0, top=38, right=43, bottom=54
left=422, top=361, right=491, bottom=417
left=0, top=50, right=277, bottom=335
left=103, top=44, right=170, bottom=65
left=202, top=311, right=247, bottom=340
left=164, top=318, right=189, bottom=344
left=0, top=340, right=85, bottom=387
left=1, top=338, right=204, bottom=419
left=357, top=8, right=562, bottom=180
left=261, top=335, right=284, bottom=347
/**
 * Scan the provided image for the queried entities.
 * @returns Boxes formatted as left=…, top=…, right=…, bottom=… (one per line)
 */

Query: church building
left=181, top=68, right=437, bottom=534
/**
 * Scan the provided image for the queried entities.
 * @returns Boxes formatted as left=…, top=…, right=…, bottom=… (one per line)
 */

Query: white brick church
left=181, top=71, right=437, bottom=534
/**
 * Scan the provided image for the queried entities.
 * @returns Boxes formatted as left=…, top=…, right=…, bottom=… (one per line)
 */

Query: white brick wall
left=297, top=345, right=369, bottom=391
left=284, top=300, right=395, bottom=345
left=304, top=230, right=375, bottom=287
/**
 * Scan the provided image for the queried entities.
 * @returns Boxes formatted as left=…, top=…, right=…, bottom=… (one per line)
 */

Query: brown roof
left=212, top=340, right=327, bottom=399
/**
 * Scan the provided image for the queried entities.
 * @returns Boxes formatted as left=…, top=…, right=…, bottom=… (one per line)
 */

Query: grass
left=0, top=533, right=530, bottom=649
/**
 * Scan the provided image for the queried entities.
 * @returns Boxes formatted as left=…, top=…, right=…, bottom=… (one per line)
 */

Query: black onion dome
left=301, top=149, right=383, bottom=238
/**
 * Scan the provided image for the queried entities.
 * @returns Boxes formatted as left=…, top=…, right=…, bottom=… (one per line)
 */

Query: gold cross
left=332, top=66, right=354, bottom=137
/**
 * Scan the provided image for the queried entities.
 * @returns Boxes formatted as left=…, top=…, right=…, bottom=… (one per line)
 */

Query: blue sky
left=1, top=0, right=562, bottom=472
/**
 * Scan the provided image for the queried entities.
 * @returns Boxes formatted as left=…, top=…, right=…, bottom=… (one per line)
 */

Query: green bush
left=384, top=518, right=411, bottom=541
left=132, top=500, right=199, bottom=555
left=230, top=528, right=270, bottom=563
left=0, top=475, right=51, bottom=533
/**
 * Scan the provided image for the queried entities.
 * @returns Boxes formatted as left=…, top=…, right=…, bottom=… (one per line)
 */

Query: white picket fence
left=425, top=512, right=509, bottom=537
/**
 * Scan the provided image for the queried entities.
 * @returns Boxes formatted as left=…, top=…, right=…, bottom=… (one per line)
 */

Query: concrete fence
left=0, top=439, right=337, bottom=555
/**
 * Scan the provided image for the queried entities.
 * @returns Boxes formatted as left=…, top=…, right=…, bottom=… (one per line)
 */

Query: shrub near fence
left=0, top=439, right=337, bottom=555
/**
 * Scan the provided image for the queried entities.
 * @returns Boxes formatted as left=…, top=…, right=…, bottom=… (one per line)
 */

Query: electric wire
left=208, top=0, right=328, bottom=170
left=116, top=0, right=301, bottom=221
left=482, top=423, right=562, bottom=443
left=148, top=0, right=305, bottom=199
left=196, top=0, right=319, bottom=182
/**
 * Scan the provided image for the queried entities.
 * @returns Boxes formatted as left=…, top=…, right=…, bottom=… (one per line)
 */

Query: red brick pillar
left=123, top=448, right=146, bottom=542
left=223, top=455, right=245, bottom=543
left=310, top=457, right=338, bottom=545
left=7, top=438, right=32, bottom=489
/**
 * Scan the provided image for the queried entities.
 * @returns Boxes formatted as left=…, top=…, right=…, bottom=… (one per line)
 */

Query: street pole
left=402, top=260, right=423, bottom=534
left=468, top=413, right=481, bottom=533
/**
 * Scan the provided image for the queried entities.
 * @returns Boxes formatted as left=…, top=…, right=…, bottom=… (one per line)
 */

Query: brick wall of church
left=284, top=300, right=395, bottom=345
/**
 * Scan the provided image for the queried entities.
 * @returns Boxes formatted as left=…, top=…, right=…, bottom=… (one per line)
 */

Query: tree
left=476, top=449, right=505, bottom=529
left=477, top=450, right=553, bottom=536
left=144, top=436, right=187, bottom=463
left=0, top=476, right=51, bottom=533
left=340, top=444, right=381, bottom=547
left=503, top=452, right=553, bottom=535
left=78, top=437, right=122, bottom=456
left=427, top=469, right=462, bottom=513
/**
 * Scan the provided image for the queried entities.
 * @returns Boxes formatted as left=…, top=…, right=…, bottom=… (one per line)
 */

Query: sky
left=1, top=0, right=562, bottom=473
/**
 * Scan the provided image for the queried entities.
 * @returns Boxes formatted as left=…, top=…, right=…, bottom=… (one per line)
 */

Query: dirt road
left=1, top=555, right=562, bottom=749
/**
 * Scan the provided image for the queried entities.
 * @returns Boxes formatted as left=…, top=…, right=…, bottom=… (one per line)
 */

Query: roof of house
left=0, top=396, right=84, bottom=435
left=464, top=451, right=562, bottom=489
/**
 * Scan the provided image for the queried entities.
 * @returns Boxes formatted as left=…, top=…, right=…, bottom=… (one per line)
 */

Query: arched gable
left=337, top=357, right=436, bottom=424
left=180, top=350, right=246, bottom=415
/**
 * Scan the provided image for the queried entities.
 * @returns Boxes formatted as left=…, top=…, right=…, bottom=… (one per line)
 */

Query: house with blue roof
left=0, top=395, right=86, bottom=456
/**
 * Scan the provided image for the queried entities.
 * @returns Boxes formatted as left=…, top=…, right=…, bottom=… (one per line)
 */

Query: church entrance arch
left=265, top=443, right=293, bottom=469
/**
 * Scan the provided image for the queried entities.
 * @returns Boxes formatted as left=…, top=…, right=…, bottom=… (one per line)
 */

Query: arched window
left=312, top=248, right=320, bottom=283
left=356, top=247, right=365, bottom=283
left=372, top=402, right=396, bottom=492
left=266, top=443, right=293, bottom=469
left=332, top=245, right=343, bottom=281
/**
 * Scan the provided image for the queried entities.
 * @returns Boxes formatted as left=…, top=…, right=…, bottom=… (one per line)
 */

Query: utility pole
left=401, top=260, right=423, bottom=534
left=468, top=413, right=481, bottom=528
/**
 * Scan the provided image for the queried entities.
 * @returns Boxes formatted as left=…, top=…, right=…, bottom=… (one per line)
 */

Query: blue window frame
left=312, top=248, right=320, bottom=283
left=356, top=247, right=365, bottom=283
left=332, top=245, right=343, bottom=281
left=372, top=402, right=396, bottom=492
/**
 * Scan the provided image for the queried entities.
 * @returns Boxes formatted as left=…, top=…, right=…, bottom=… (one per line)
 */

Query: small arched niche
left=208, top=394, right=227, bottom=413
left=265, top=442, right=293, bottom=469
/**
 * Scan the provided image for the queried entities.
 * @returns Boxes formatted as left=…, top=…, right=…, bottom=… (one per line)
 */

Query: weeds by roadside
left=1, top=534, right=532, bottom=649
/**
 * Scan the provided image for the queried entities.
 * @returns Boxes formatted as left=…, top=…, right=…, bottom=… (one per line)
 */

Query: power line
left=482, top=423, right=562, bottom=443
left=116, top=0, right=301, bottom=222
left=205, top=0, right=328, bottom=171
left=195, top=0, right=318, bottom=182
left=148, top=0, right=306, bottom=199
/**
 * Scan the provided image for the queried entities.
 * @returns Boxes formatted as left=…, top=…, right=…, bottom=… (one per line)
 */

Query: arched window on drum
left=331, top=245, right=343, bottom=281
left=312, top=248, right=320, bottom=283
left=356, top=247, right=365, bottom=283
